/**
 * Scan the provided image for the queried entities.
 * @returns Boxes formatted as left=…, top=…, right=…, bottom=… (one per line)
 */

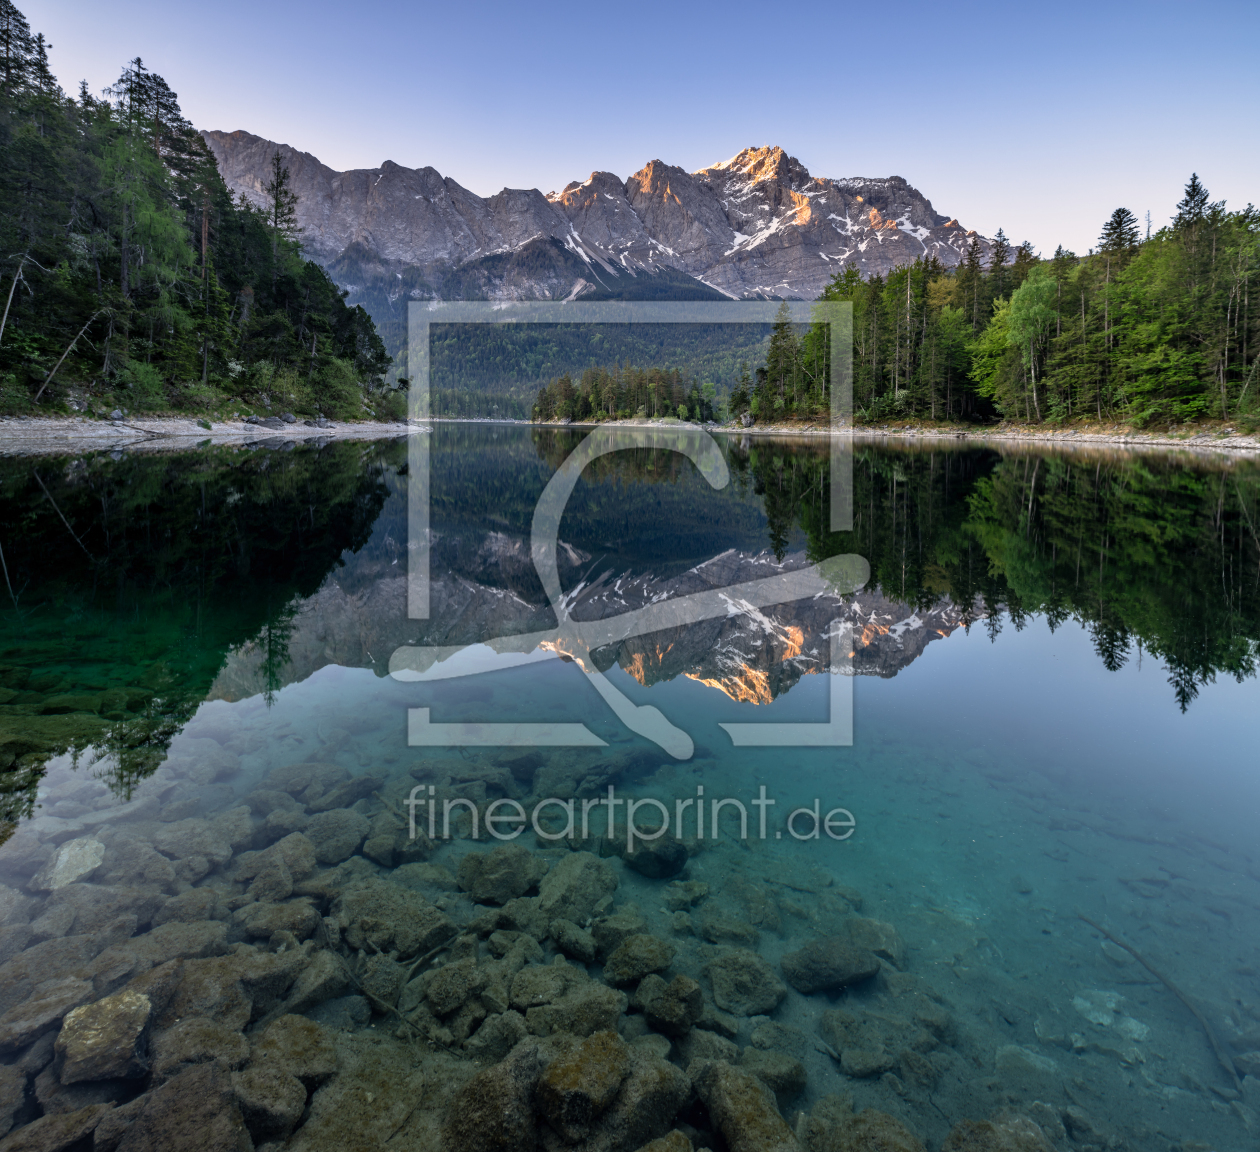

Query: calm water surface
left=0, top=425, right=1257, bottom=1151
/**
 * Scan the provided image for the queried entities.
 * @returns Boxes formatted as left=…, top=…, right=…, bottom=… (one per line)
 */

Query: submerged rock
left=621, top=832, right=688, bottom=880
left=603, top=935, right=675, bottom=986
left=690, top=1059, right=797, bottom=1152
left=511, top=960, right=584, bottom=1011
left=802, top=1106, right=925, bottom=1152
left=55, top=989, right=153, bottom=1083
left=280, top=950, right=350, bottom=1016
left=780, top=938, right=880, bottom=995
left=154, top=889, right=223, bottom=926
left=458, top=844, right=549, bottom=905
left=551, top=918, right=598, bottom=963
left=332, top=880, right=456, bottom=958
left=695, top=910, right=760, bottom=947
left=426, top=958, right=484, bottom=1017
left=843, top=919, right=905, bottom=970
left=582, top=1045, right=691, bottom=1152
left=285, top=1032, right=469, bottom=1151
left=0, top=1103, right=111, bottom=1151
left=307, top=773, right=384, bottom=813
left=635, top=1133, right=694, bottom=1152
left=592, top=909, right=648, bottom=958
left=940, top=1115, right=1056, bottom=1151
left=441, top=1038, right=547, bottom=1152
left=635, top=974, right=703, bottom=1037
left=0, top=977, right=94, bottom=1053
left=250, top=1014, right=337, bottom=1089
left=662, top=881, right=709, bottom=912
left=127, top=920, right=229, bottom=963
left=108, top=1062, right=252, bottom=1151
left=149, top=1017, right=250, bottom=1084
left=232, top=899, right=321, bottom=943
left=538, top=851, right=618, bottom=925
left=231, top=1063, right=307, bottom=1142
left=155, top=949, right=308, bottom=1033
left=358, top=953, right=407, bottom=1010
left=707, top=949, right=786, bottom=1017
left=678, top=1029, right=739, bottom=1065
left=538, top=1029, right=632, bottom=1141
left=152, top=819, right=233, bottom=869
left=306, top=993, right=371, bottom=1034
left=0, top=1063, right=25, bottom=1136
left=265, top=761, right=349, bottom=802
left=738, top=1048, right=807, bottom=1102
left=29, top=838, right=105, bottom=891
left=527, top=983, right=627, bottom=1039
left=304, top=810, right=370, bottom=865
left=465, top=1009, right=529, bottom=1062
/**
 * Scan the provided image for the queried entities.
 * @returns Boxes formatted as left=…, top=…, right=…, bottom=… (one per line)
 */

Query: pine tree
left=262, top=151, right=300, bottom=288
left=1012, top=241, right=1038, bottom=287
left=1098, top=208, right=1139, bottom=253
left=1173, top=173, right=1210, bottom=229
left=989, top=228, right=1011, bottom=272
left=963, top=235, right=983, bottom=330
left=28, top=31, right=52, bottom=94
left=0, top=0, right=31, bottom=96
left=765, top=301, right=797, bottom=413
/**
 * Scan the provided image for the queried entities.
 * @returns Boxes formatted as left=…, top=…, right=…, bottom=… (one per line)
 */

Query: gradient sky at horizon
left=24, top=0, right=1260, bottom=259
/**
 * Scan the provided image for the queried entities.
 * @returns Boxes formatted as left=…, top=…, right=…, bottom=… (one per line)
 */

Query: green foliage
left=812, top=174, right=1258, bottom=427
left=531, top=363, right=720, bottom=424
left=0, top=6, right=392, bottom=416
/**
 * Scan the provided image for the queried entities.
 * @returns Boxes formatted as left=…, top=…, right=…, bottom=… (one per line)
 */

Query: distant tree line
left=0, top=0, right=397, bottom=418
left=532, top=364, right=720, bottom=423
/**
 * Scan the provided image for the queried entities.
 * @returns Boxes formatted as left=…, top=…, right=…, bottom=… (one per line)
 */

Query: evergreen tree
left=1173, top=173, right=1211, bottom=228
left=1098, top=208, right=1139, bottom=252
left=264, top=153, right=300, bottom=262
left=0, top=0, right=32, bottom=97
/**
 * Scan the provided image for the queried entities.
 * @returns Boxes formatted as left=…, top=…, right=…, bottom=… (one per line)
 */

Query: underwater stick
left=1078, top=912, right=1241, bottom=1091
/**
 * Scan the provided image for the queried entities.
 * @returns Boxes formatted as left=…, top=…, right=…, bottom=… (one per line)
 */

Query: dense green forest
left=0, top=1, right=399, bottom=419
left=823, top=188, right=1259, bottom=427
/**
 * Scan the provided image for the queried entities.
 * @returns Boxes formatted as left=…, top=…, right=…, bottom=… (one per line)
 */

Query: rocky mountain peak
left=202, top=129, right=996, bottom=314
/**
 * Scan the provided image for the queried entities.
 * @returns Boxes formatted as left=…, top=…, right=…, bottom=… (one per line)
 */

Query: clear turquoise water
left=1, top=426, right=1257, bottom=1150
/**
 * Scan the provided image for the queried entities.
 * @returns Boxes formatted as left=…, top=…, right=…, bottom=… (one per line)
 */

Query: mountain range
left=202, top=132, right=995, bottom=342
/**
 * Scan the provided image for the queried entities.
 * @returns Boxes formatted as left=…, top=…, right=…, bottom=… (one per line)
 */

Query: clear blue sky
left=26, top=0, right=1260, bottom=258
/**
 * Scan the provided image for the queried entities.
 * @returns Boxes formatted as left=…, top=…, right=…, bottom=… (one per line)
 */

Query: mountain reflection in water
left=1, top=427, right=1258, bottom=822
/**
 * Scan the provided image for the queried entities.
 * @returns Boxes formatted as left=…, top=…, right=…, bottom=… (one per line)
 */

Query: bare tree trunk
left=120, top=199, right=129, bottom=298
left=33, top=309, right=105, bottom=401
left=0, top=254, right=26, bottom=348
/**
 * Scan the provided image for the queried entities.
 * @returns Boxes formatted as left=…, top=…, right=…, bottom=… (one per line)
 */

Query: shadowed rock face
left=201, top=133, right=992, bottom=302
left=207, top=534, right=982, bottom=705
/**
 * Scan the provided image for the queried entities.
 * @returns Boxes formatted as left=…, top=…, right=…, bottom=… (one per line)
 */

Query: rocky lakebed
left=0, top=725, right=1249, bottom=1152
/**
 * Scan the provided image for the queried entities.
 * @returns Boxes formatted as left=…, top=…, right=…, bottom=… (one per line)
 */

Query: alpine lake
left=0, top=422, right=1257, bottom=1152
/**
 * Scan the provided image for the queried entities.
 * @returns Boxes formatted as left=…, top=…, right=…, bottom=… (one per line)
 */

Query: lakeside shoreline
left=2, top=412, right=1259, bottom=458
left=0, top=414, right=422, bottom=456
left=524, top=415, right=1260, bottom=457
